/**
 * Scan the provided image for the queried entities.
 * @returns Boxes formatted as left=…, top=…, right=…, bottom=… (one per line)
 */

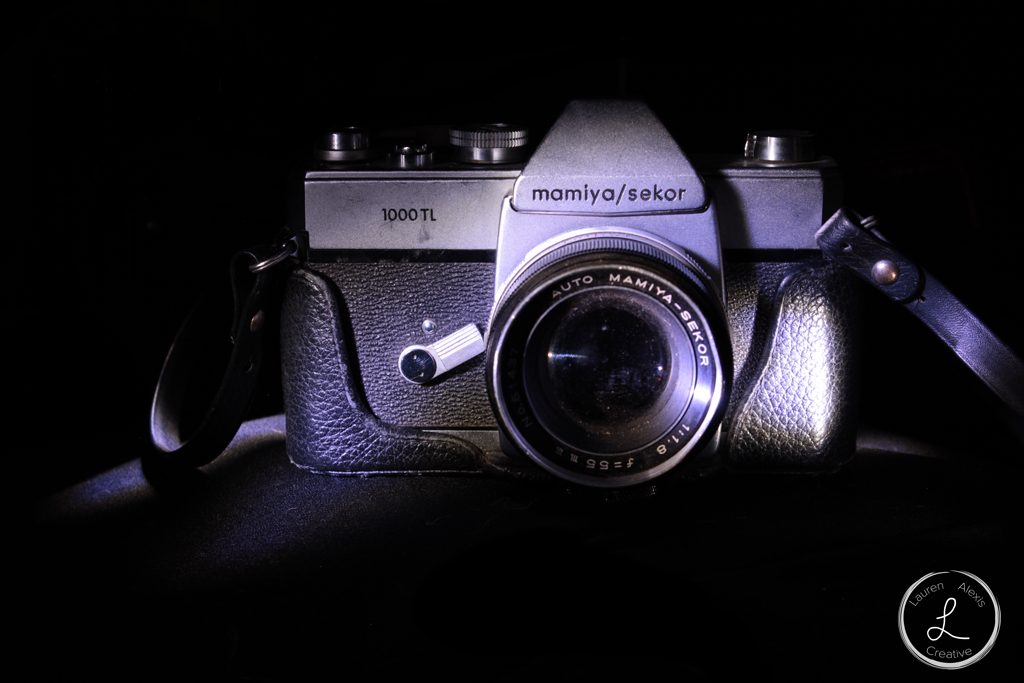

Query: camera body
left=281, top=101, right=860, bottom=487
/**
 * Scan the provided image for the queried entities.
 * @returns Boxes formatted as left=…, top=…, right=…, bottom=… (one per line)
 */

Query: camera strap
left=144, top=234, right=296, bottom=476
left=818, top=208, right=1024, bottom=424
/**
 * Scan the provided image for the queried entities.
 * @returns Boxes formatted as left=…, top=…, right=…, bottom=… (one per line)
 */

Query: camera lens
left=487, top=231, right=730, bottom=487
left=526, top=288, right=694, bottom=454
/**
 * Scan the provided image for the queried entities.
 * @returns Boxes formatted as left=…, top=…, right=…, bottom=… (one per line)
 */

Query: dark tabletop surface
left=14, top=416, right=1020, bottom=680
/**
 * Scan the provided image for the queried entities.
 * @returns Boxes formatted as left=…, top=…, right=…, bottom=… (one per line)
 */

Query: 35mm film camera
left=281, top=101, right=861, bottom=488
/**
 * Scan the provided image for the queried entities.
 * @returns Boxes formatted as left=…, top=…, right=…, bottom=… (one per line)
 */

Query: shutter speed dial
left=449, top=124, right=529, bottom=164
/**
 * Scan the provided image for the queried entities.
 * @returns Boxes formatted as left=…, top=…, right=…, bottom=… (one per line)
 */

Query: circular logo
left=898, top=570, right=1000, bottom=669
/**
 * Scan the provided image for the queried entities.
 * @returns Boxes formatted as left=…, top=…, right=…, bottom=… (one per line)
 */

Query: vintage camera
left=281, top=101, right=860, bottom=488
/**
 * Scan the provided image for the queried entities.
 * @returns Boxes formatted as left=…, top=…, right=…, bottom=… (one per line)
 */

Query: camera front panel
left=305, top=260, right=497, bottom=429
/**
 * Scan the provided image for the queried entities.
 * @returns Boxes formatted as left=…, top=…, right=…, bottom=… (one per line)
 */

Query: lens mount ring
left=488, top=233, right=730, bottom=487
left=491, top=228, right=718, bottom=330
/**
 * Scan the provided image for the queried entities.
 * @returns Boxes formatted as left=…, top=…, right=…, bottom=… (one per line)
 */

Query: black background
left=7, top=4, right=1022, bottom=680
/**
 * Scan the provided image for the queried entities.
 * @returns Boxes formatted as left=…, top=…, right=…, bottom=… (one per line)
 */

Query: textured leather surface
left=280, top=266, right=482, bottom=473
left=723, top=261, right=861, bottom=470
left=284, top=259, right=861, bottom=475
left=307, top=262, right=497, bottom=427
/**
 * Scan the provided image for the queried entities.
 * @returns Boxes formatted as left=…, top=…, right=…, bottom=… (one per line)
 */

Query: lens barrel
left=487, top=230, right=730, bottom=487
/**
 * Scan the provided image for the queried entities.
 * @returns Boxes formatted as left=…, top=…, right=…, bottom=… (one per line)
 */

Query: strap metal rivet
left=872, top=259, right=900, bottom=286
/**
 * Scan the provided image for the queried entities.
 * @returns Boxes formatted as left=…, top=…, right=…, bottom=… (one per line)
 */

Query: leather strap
left=817, top=208, right=1024, bottom=420
left=145, top=242, right=294, bottom=475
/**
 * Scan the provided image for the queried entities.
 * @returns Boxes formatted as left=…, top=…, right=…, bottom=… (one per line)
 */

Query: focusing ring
left=487, top=231, right=731, bottom=488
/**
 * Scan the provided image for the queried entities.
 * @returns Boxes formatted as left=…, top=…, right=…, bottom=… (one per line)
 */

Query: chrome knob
left=449, top=123, right=529, bottom=164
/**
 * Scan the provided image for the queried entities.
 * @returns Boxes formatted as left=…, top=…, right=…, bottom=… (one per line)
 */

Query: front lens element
left=525, top=288, right=695, bottom=454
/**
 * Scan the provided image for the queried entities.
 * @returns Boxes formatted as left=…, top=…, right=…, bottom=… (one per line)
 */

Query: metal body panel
left=697, top=155, right=841, bottom=250
left=304, top=177, right=517, bottom=251
left=513, top=100, right=707, bottom=212
left=299, top=155, right=839, bottom=257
